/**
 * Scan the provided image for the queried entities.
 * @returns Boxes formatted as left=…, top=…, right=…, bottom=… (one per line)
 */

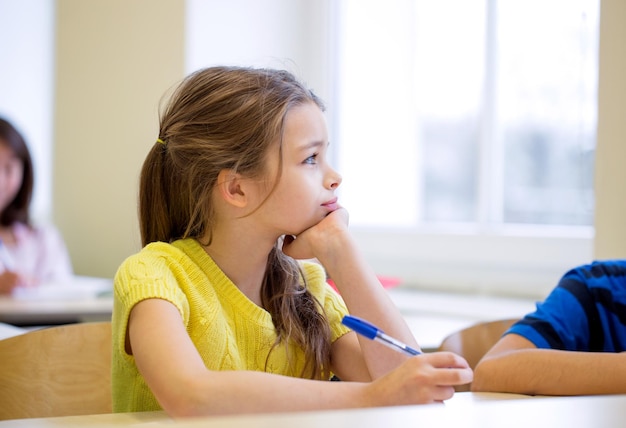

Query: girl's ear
left=216, top=169, right=248, bottom=208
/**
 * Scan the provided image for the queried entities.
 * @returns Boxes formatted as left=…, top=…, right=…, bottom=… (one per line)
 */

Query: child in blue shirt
left=473, top=260, right=626, bottom=395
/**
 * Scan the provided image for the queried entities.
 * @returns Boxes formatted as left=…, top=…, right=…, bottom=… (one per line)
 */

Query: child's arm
left=283, top=207, right=429, bottom=378
left=0, top=271, right=21, bottom=294
left=129, top=298, right=471, bottom=417
left=472, top=333, right=626, bottom=395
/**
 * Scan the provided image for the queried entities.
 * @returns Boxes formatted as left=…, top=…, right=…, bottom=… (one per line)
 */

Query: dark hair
left=139, top=66, right=332, bottom=379
left=0, top=118, right=34, bottom=227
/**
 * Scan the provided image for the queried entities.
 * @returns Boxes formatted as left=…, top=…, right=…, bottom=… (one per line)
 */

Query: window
left=333, top=0, right=599, bottom=296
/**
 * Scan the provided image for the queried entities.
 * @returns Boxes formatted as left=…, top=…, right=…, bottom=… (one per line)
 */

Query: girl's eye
left=304, top=154, right=318, bottom=165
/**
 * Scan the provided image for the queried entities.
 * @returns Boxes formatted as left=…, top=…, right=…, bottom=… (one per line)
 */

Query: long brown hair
left=0, top=118, right=34, bottom=227
left=139, top=66, right=332, bottom=379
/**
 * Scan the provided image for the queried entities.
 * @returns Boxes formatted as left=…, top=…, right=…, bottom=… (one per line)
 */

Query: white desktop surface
left=0, top=276, right=113, bottom=326
left=0, top=393, right=623, bottom=427
left=0, top=322, right=26, bottom=340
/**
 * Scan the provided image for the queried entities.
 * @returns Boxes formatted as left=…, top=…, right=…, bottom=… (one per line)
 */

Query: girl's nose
left=327, top=168, right=342, bottom=190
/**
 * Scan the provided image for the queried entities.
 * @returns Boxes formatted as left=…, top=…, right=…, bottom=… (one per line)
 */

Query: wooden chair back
left=0, top=321, right=112, bottom=420
left=438, top=318, right=518, bottom=392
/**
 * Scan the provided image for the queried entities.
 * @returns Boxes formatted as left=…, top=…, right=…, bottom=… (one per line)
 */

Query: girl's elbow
left=158, top=392, right=205, bottom=418
left=154, top=377, right=212, bottom=417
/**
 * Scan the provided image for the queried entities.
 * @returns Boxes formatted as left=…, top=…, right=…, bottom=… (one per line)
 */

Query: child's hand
left=281, top=206, right=350, bottom=260
left=0, top=270, right=23, bottom=294
left=364, top=352, right=473, bottom=405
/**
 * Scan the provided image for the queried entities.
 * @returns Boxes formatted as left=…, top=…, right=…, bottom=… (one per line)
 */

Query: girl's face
left=0, top=141, right=24, bottom=214
left=255, top=101, right=342, bottom=237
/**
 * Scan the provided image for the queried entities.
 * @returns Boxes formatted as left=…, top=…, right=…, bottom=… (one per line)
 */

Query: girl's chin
left=281, top=214, right=327, bottom=237
left=284, top=223, right=318, bottom=238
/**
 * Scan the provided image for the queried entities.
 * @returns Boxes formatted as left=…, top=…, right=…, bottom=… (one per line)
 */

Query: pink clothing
left=0, top=223, right=73, bottom=285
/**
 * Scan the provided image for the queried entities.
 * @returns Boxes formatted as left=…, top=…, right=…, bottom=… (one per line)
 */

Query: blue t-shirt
left=507, top=260, right=626, bottom=352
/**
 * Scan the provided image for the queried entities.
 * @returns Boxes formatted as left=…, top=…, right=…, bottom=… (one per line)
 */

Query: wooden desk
left=1, top=392, right=625, bottom=427
left=0, top=276, right=112, bottom=326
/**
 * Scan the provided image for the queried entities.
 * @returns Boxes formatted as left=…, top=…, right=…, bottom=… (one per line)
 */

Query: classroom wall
left=53, top=0, right=184, bottom=278
left=0, top=1, right=54, bottom=224
left=53, top=0, right=625, bottom=279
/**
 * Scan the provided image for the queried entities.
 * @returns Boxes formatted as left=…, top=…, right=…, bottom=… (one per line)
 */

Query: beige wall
left=53, top=0, right=184, bottom=278
left=594, top=0, right=626, bottom=258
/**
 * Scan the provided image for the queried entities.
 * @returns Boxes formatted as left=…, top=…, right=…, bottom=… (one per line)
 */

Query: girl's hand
left=281, top=207, right=350, bottom=260
left=0, top=270, right=23, bottom=295
left=364, top=352, right=473, bottom=406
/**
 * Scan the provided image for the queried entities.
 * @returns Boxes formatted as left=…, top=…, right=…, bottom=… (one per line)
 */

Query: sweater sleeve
left=507, top=260, right=626, bottom=352
left=112, top=243, right=191, bottom=360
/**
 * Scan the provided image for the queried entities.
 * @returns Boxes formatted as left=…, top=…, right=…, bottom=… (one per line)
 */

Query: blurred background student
left=0, top=117, right=72, bottom=295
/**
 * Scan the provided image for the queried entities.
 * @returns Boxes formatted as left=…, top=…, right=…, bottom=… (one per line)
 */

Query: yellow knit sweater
left=111, top=238, right=350, bottom=412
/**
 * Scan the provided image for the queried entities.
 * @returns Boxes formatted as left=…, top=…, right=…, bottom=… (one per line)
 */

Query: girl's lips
left=322, top=197, right=339, bottom=211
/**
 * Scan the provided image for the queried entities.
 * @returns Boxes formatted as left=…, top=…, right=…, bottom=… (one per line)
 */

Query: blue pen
left=342, top=315, right=422, bottom=356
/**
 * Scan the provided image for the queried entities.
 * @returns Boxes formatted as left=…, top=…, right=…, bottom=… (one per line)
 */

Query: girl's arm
left=129, top=298, right=470, bottom=417
left=0, top=271, right=21, bottom=294
left=472, top=333, right=626, bottom=395
left=283, top=207, right=449, bottom=378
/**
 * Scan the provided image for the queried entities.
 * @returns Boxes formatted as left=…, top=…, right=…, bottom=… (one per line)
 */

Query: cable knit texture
left=111, top=238, right=350, bottom=412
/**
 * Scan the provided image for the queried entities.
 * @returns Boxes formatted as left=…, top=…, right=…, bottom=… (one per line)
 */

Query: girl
left=0, top=118, right=72, bottom=294
left=112, top=66, right=472, bottom=417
